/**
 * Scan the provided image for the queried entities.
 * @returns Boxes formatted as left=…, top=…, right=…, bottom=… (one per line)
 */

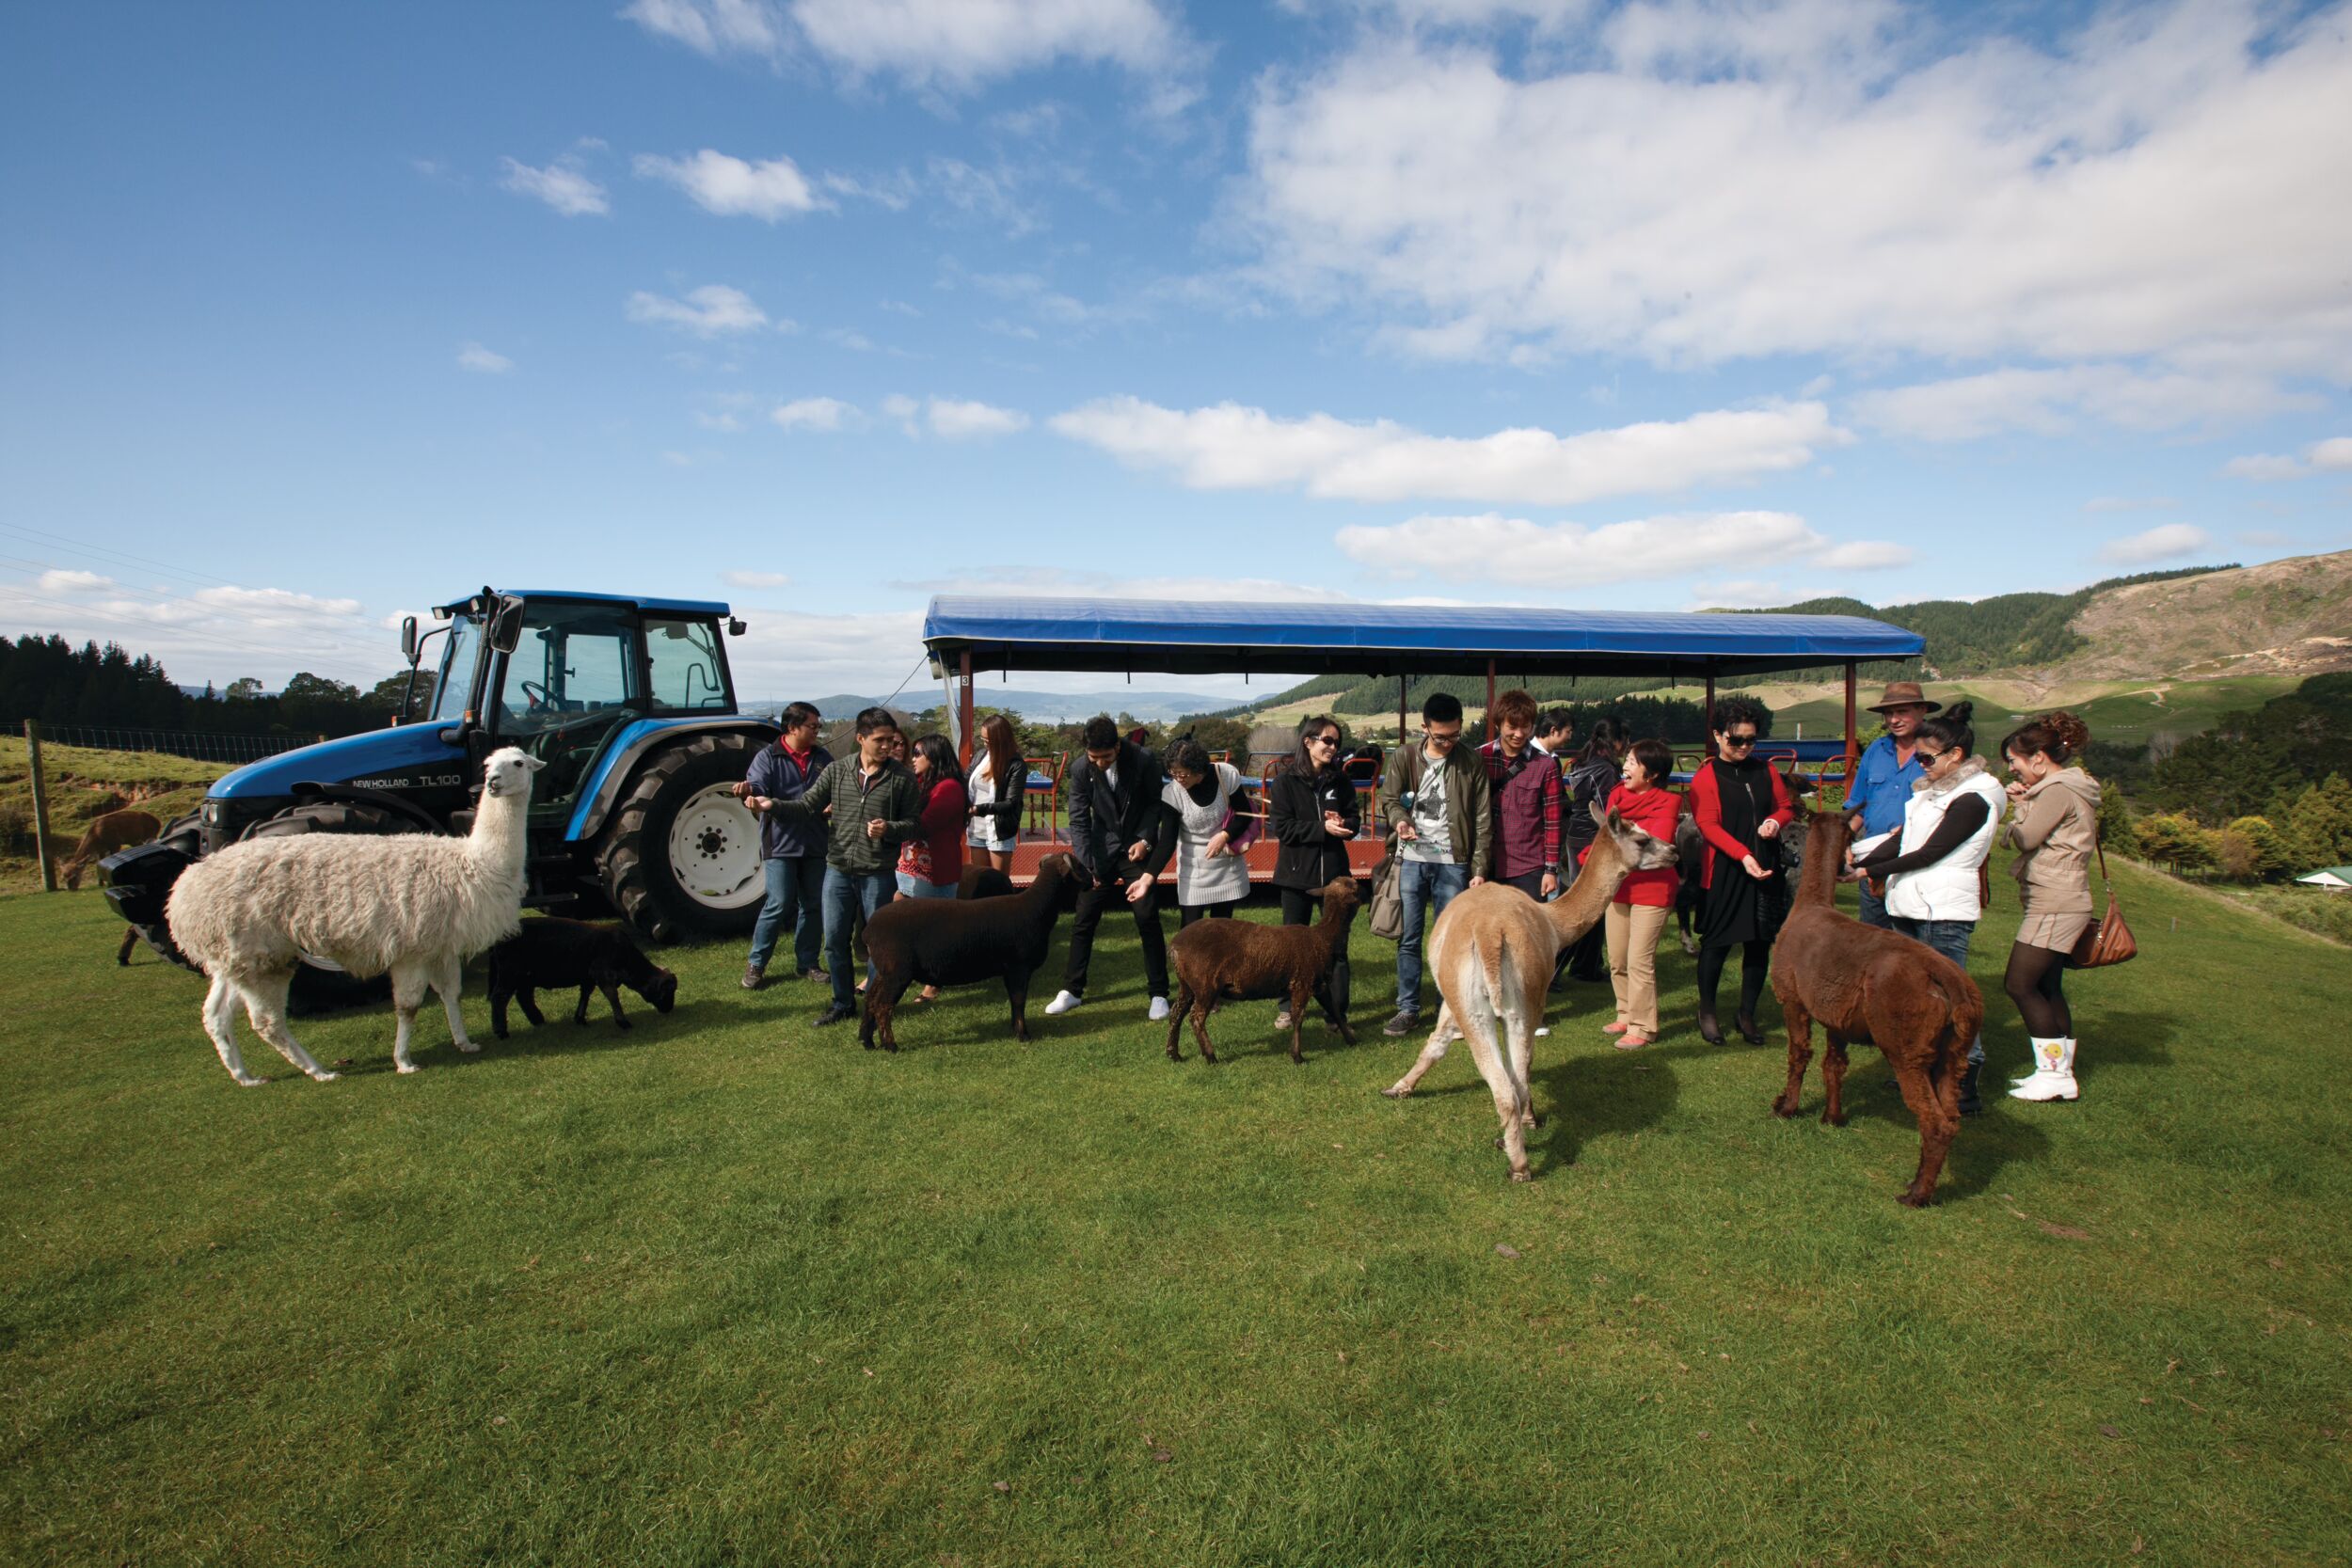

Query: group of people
left=728, top=682, right=2108, bottom=1109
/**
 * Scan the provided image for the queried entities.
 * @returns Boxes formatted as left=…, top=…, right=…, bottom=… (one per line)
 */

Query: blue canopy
left=923, top=596, right=1922, bottom=679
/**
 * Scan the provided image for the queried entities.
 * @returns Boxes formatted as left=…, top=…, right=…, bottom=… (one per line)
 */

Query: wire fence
left=27, top=726, right=316, bottom=764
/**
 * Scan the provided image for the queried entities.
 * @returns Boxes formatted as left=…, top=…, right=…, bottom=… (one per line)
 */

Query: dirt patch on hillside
left=2058, top=551, right=2352, bottom=681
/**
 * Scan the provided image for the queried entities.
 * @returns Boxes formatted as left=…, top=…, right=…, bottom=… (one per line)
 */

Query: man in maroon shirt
left=1479, top=688, right=1562, bottom=902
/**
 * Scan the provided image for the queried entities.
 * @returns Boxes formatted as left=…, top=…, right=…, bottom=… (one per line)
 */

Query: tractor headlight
left=201, top=800, right=222, bottom=827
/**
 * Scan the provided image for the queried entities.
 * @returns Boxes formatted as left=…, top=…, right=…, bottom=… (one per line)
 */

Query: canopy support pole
left=1704, top=670, right=1717, bottom=759
left=1842, top=662, right=1859, bottom=793
left=958, top=652, right=975, bottom=769
left=1485, top=659, right=1497, bottom=746
left=1398, top=674, right=1407, bottom=747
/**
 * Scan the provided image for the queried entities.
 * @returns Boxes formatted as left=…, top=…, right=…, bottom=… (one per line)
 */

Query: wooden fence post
left=25, top=721, right=57, bottom=892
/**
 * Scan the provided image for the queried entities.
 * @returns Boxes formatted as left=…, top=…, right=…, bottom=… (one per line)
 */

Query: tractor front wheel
left=596, top=734, right=764, bottom=943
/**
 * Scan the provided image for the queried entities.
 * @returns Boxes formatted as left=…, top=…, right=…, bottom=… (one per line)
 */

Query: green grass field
left=5, top=851, right=2349, bottom=1566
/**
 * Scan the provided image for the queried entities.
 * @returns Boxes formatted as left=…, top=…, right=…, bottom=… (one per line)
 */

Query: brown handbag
left=2069, top=832, right=2137, bottom=969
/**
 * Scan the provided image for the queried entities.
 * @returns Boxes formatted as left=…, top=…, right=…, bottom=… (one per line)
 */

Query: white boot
left=2011, top=1037, right=2060, bottom=1085
left=2009, top=1037, right=2078, bottom=1101
left=1043, top=990, right=1084, bottom=1016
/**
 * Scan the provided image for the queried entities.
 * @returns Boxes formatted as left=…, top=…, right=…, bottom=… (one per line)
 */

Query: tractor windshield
left=496, top=602, right=642, bottom=806
left=428, top=614, right=484, bottom=723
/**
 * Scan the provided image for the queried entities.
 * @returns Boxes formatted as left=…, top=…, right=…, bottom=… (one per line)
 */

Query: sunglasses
left=1722, top=733, right=1758, bottom=749
left=1307, top=734, right=1339, bottom=749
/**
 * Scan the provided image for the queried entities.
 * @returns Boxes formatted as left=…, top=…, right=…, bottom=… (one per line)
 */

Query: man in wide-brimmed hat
left=1844, top=680, right=1943, bottom=928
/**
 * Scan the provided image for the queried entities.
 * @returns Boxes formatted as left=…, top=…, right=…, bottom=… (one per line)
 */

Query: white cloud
left=620, top=0, right=787, bottom=58
left=1050, top=396, right=1848, bottom=505
left=622, top=0, right=1192, bottom=95
left=456, top=342, right=514, bottom=374
left=626, top=284, right=770, bottom=337
left=498, top=155, right=609, bottom=216
left=1851, top=365, right=2308, bottom=441
left=927, top=398, right=1029, bottom=438
left=723, top=569, right=794, bottom=589
left=1813, top=541, right=1915, bottom=571
left=1334, top=510, right=1914, bottom=589
left=771, top=397, right=859, bottom=431
left=2220, top=434, right=2352, bottom=482
left=633, top=150, right=826, bottom=220
left=1690, top=578, right=1818, bottom=610
left=2099, top=523, right=2212, bottom=565
left=0, top=574, right=390, bottom=688
left=1240, top=4, right=2352, bottom=385
left=38, top=569, right=114, bottom=593
left=694, top=411, right=744, bottom=433
left=791, top=0, right=1185, bottom=90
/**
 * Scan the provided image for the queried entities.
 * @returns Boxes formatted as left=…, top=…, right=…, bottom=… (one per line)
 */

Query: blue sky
left=3, top=0, right=2347, bottom=703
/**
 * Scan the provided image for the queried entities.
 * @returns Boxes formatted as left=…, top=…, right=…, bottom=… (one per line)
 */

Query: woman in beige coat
left=1998, top=711, right=2099, bottom=1102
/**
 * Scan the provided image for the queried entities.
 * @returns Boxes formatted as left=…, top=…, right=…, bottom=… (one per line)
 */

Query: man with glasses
left=1375, top=691, right=1493, bottom=1037
left=735, top=701, right=830, bottom=990
left=1844, top=681, right=1941, bottom=929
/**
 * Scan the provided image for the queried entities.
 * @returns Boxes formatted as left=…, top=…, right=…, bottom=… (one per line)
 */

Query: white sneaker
left=1043, top=990, right=1083, bottom=1016
left=1534, top=1026, right=1550, bottom=1038
left=1148, top=996, right=1171, bottom=1022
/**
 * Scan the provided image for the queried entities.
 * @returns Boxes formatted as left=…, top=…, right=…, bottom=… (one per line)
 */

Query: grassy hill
left=0, top=737, right=215, bottom=894
left=4, top=847, right=2347, bottom=1564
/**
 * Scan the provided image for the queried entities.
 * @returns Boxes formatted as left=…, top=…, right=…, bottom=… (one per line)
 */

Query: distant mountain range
left=749, top=688, right=1243, bottom=725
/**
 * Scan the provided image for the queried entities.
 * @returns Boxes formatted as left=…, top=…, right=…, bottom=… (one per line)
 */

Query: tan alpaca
left=61, top=808, right=162, bottom=891
left=1383, top=804, right=1676, bottom=1180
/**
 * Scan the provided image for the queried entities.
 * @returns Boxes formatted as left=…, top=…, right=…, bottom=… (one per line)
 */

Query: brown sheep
left=860, top=852, right=1090, bottom=1051
left=1770, top=811, right=1985, bottom=1207
left=1165, top=876, right=1359, bottom=1065
left=63, top=808, right=161, bottom=891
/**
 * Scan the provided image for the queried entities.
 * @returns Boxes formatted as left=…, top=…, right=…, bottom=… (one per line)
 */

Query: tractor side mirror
left=400, top=615, right=419, bottom=663
left=728, top=618, right=746, bottom=637
left=489, top=598, right=525, bottom=655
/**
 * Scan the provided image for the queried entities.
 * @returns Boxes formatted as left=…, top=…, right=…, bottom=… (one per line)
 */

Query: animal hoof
left=1509, top=1169, right=1533, bottom=1183
left=1380, top=1085, right=1410, bottom=1100
left=1896, top=1189, right=1932, bottom=1209
left=454, top=1040, right=481, bottom=1054
left=235, top=1074, right=268, bottom=1087
left=1771, top=1097, right=1798, bottom=1117
left=1822, top=1112, right=1849, bottom=1128
left=396, top=1062, right=421, bottom=1075
left=309, top=1070, right=340, bottom=1083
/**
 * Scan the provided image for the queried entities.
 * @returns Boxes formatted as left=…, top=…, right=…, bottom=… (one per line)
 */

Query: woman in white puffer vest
left=1850, top=702, right=2008, bottom=1114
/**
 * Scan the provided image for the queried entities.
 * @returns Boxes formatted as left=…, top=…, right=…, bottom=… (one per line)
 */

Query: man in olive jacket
left=764, top=706, right=922, bottom=1024
left=1374, top=691, right=1493, bottom=1036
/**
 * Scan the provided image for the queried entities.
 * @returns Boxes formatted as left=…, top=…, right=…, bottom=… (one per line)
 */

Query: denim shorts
left=897, top=873, right=956, bottom=899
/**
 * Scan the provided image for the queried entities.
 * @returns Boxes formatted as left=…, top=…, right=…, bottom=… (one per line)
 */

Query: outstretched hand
left=1741, top=854, right=1771, bottom=880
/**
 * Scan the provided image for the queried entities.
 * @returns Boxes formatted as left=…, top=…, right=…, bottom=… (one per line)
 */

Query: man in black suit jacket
left=1044, top=715, right=1169, bottom=1020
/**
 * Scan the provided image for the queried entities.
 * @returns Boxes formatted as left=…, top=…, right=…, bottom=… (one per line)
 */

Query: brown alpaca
left=1164, top=877, right=1359, bottom=1065
left=1770, top=811, right=1984, bottom=1207
left=1383, top=805, right=1677, bottom=1180
left=62, top=809, right=161, bottom=891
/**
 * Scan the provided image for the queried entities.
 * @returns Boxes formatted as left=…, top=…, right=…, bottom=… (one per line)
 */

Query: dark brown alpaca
left=1769, top=811, right=1984, bottom=1207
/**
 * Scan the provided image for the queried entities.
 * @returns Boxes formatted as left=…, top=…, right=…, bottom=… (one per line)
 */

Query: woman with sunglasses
left=1267, top=714, right=1362, bottom=1028
left=1849, top=702, right=2005, bottom=1113
left=1688, top=697, right=1794, bottom=1046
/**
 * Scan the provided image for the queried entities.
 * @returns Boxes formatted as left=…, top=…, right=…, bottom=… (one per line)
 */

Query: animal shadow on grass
left=481, top=996, right=715, bottom=1060
left=1395, top=1031, right=1681, bottom=1179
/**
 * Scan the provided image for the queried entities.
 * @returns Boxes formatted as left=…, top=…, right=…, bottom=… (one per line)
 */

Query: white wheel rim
left=666, top=784, right=765, bottom=911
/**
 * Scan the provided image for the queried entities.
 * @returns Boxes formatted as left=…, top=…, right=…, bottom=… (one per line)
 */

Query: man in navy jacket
left=1043, top=715, right=1170, bottom=1021
left=736, top=702, right=831, bottom=988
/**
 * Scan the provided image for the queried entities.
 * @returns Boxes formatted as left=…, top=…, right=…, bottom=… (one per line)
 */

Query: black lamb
left=487, top=917, right=678, bottom=1038
left=859, top=852, right=1090, bottom=1051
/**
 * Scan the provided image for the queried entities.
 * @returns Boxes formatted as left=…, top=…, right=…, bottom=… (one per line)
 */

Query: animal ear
left=519, top=754, right=546, bottom=772
left=1604, top=806, right=1625, bottom=833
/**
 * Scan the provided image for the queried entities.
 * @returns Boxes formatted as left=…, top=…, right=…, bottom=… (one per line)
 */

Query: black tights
left=1178, top=901, right=1237, bottom=929
left=1696, top=940, right=1770, bottom=1022
left=2004, top=942, right=2072, bottom=1037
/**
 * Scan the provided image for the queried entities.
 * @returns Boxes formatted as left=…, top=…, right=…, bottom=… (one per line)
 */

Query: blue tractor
left=105, top=588, right=781, bottom=986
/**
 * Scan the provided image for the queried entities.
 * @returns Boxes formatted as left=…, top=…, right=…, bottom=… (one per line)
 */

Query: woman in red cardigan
left=1688, top=698, right=1794, bottom=1046
left=897, top=733, right=970, bottom=1002
left=1599, top=736, right=1683, bottom=1049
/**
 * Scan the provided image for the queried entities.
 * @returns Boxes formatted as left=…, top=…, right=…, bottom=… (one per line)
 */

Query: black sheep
left=959, top=863, right=1016, bottom=899
left=859, top=853, right=1090, bottom=1051
left=488, top=917, right=678, bottom=1038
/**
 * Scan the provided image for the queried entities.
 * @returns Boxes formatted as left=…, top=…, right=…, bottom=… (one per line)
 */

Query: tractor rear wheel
left=596, top=734, right=763, bottom=943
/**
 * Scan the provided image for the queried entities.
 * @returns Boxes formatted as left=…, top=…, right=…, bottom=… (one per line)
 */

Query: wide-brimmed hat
left=1867, top=681, right=1943, bottom=714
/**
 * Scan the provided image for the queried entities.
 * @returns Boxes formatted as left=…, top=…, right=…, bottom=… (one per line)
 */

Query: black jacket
left=1065, top=739, right=1161, bottom=875
left=1266, top=760, right=1360, bottom=890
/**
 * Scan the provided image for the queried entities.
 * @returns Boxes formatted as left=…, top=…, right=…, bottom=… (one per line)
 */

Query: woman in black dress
left=1689, top=699, right=1795, bottom=1045
left=1559, top=717, right=1626, bottom=983
left=1267, top=714, right=1361, bottom=1029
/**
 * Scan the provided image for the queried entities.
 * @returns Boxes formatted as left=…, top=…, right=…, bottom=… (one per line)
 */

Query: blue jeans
left=749, top=854, right=825, bottom=974
left=1856, top=877, right=1892, bottom=930
left=1891, top=915, right=1985, bottom=1066
left=822, top=866, right=895, bottom=1012
left=1395, top=859, right=1470, bottom=1015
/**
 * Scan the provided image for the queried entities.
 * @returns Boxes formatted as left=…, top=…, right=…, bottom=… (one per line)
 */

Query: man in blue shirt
left=1843, top=681, right=1940, bottom=929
